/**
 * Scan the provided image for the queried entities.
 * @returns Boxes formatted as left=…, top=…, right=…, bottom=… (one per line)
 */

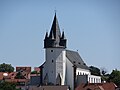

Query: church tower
left=40, top=13, right=101, bottom=90
left=44, top=13, right=66, bottom=48
left=43, top=13, right=67, bottom=85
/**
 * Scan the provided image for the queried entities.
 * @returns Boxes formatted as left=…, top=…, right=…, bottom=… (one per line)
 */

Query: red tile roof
left=0, top=72, right=4, bottom=80
left=76, top=82, right=117, bottom=90
left=0, top=72, right=30, bottom=83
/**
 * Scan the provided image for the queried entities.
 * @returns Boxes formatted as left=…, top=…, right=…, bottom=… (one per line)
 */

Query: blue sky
left=0, top=0, right=120, bottom=73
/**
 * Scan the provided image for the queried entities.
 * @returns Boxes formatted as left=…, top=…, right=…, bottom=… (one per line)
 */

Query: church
left=40, top=13, right=101, bottom=90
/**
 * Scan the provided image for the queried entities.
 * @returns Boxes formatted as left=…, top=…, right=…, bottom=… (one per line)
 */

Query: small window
left=51, top=50, right=53, bottom=52
left=73, top=61, right=76, bottom=63
left=89, top=77, right=90, bottom=82
left=94, top=78, right=95, bottom=83
left=52, top=60, right=54, bottom=63
left=83, top=63, right=86, bottom=65
left=78, top=62, right=81, bottom=64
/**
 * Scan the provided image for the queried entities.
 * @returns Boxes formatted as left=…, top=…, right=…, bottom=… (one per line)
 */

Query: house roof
left=29, top=85, right=69, bottom=90
left=0, top=72, right=4, bottom=80
left=76, top=82, right=117, bottom=90
left=66, top=50, right=89, bottom=70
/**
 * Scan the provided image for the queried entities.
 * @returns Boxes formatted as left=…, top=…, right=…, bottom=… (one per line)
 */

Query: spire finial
left=62, top=28, right=64, bottom=32
left=55, top=10, right=57, bottom=13
left=54, top=8, right=57, bottom=15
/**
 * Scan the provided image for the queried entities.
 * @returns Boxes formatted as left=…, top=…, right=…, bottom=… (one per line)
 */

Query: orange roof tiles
left=76, top=82, right=117, bottom=90
left=0, top=72, right=4, bottom=80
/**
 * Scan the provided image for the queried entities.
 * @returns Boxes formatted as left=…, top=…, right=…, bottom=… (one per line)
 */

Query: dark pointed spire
left=51, top=31, right=54, bottom=39
left=49, top=13, right=61, bottom=39
left=44, top=13, right=67, bottom=48
left=61, top=31, right=65, bottom=39
left=45, top=32, right=48, bottom=39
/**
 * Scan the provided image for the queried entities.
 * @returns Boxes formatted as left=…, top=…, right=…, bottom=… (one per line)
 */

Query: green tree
left=89, top=66, right=101, bottom=76
left=0, top=81, right=21, bottom=90
left=31, top=70, right=40, bottom=74
left=108, top=69, right=120, bottom=87
left=15, top=72, right=25, bottom=79
left=100, top=67, right=109, bottom=81
left=100, top=67, right=107, bottom=76
left=0, top=63, right=14, bottom=72
left=101, top=74, right=109, bottom=82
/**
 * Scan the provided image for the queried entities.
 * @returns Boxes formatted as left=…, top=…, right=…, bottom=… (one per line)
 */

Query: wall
left=88, top=75, right=101, bottom=83
left=30, top=76, right=40, bottom=85
left=76, top=75, right=101, bottom=86
left=76, top=75, right=87, bottom=86
left=29, top=86, right=69, bottom=90
left=66, top=57, right=74, bottom=90
left=43, top=48, right=65, bottom=85
left=76, top=68, right=90, bottom=76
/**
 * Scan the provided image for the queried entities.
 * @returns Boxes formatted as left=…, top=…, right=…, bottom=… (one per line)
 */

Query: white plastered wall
left=66, top=57, right=74, bottom=90
left=43, top=48, right=66, bottom=85
left=76, top=68, right=90, bottom=76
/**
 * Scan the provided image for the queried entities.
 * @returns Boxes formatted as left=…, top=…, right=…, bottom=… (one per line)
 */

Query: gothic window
left=56, top=73, right=61, bottom=85
left=44, top=73, right=48, bottom=85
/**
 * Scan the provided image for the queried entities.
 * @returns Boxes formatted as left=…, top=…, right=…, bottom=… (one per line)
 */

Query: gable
left=66, top=50, right=89, bottom=70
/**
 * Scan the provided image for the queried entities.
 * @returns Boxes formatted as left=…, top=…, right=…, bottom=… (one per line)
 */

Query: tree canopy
left=15, top=72, right=26, bottom=79
left=0, top=81, right=21, bottom=90
left=89, top=66, right=101, bottom=76
left=108, top=69, right=120, bottom=87
left=0, top=63, right=14, bottom=72
left=89, top=66, right=120, bottom=87
left=31, top=70, right=40, bottom=74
